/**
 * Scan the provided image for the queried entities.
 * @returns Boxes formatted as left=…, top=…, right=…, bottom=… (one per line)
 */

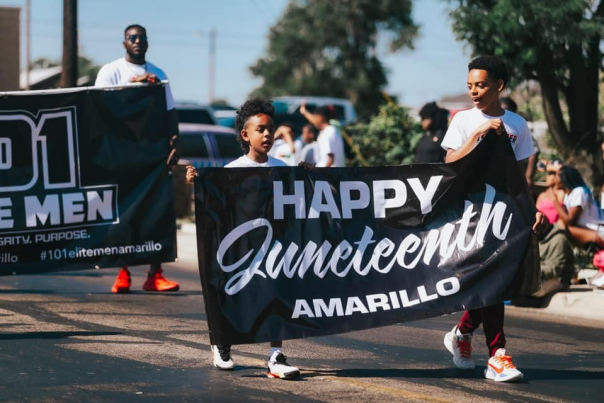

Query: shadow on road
left=0, top=331, right=123, bottom=340
left=301, top=366, right=604, bottom=381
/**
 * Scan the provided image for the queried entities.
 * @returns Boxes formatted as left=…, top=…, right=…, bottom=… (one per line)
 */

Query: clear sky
left=1, top=0, right=471, bottom=107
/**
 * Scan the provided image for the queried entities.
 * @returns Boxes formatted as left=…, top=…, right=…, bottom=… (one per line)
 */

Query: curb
left=508, top=285, right=604, bottom=323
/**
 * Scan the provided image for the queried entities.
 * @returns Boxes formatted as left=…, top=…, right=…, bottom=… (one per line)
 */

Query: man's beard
left=127, top=49, right=146, bottom=63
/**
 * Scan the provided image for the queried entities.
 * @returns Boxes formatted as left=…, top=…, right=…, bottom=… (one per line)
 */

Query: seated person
left=550, top=166, right=604, bottom=248
left=535, top=160, right=564, bottom=224
left=538, top=222, right=574, bottom=291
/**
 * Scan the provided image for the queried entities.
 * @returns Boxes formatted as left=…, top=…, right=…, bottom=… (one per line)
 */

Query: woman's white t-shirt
left=441, top=108, right=535, bottom=161
left=563, top=187, right=603, bottom=230
left=225, top=155, right=287, bottom=168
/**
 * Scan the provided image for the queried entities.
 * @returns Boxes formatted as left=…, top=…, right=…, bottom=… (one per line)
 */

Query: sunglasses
left=126, top=34, right=147, bottom=43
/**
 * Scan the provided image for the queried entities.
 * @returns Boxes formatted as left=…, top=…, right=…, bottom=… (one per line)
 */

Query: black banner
left=0, top=85, right=176, bottom=275
left=195, top=134, right=540, bottom=345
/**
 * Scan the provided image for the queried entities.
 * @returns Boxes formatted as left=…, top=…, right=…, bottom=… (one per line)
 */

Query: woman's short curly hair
left=235, top=98, right=275, bottom=153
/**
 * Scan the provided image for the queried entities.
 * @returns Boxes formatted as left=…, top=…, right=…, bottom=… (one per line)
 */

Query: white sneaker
left=485, top=348, right=523, bottom=382
left=444, top=325, right=475, bottom=370
left=211, top=345, right=234, bottom=370
left=267, top=352, right=300, bottom=379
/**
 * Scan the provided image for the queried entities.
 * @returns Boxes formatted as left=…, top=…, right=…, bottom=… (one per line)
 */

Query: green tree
left=78, top=55, right=101, bottom=82
left=447, top=0, right=604, bottom=184
left=345, top=103, right=422, bottom=166
left=250, top=0, right=418, bottom=119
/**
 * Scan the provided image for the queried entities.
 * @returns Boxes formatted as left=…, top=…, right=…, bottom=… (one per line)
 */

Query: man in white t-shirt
left=300, top=103, right=345, bottom=167
left=440, top=56, right=547, bottom=383
left=95, top=24, right=180, bottom=294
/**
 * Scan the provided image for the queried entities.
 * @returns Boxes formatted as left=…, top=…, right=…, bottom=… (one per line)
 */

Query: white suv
left=272, top=96, right=357, bottom=125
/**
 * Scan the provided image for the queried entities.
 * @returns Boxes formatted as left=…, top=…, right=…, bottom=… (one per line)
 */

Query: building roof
left=20, top=66, right=62, bottom=89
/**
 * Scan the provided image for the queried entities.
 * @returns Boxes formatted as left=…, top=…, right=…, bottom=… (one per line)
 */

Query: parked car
left=178, top=123, right=240, bottom=168
left=210, top=104, right=237, bottom=128
left=173, top=123, right=241, bottom=218
left=272, top=96, right=357, bottom=125
left=175, top=102, right=219, bottom=126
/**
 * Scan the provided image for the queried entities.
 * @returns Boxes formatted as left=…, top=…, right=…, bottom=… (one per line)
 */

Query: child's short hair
left=235, top=98, right=275, bottom=153
left=468, top=56, right=510, bottom=88
left=303, top=123, right=318, bottom=135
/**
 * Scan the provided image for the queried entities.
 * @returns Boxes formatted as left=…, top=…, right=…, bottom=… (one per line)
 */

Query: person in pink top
left=535, top=161, right=564, bottom=224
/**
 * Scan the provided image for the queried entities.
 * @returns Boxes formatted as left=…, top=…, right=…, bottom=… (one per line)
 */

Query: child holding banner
left=440, top=55, right=547, bottom=382
left=186, top=98, right=300, bottom=380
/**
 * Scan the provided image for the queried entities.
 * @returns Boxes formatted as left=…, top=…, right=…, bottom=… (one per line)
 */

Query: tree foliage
left=447, top=0, right=604, bottom=184
left=345, top=103, right=422, bottom=166
left=250, top=0, right=418, bottom=119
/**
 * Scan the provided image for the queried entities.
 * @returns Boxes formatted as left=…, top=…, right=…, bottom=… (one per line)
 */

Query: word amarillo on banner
left=195, top=133, right=540, bottom=346
left=0, top=85, right=177, bottom=275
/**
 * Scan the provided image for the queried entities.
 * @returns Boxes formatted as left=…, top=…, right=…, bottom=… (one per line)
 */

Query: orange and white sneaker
left=485, top=348, right=523, bottom=382
left=142, top=267, right=180, bottom=292
left=267, top=352, right=300, bottom=380
left=111, top=267, right=131, bottom=293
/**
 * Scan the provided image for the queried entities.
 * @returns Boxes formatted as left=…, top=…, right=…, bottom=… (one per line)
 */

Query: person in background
left=299, top=102, right=345, bottom=167
left=551, top=165, right=604, bottom=248
left=415, top=102, right=449, bottom=163
left=600, top=141, right=604, bottom=208
left=269, top=123, right=296, bottom=166
left=533, top=161, right=575, bottom=295
left=535, top=160, right=565, bottom=224
left=500, top=97, right=540, bottom=188
left=296, top=124, right=319, bottom=164
left=95, top=24, right=180, bottom=294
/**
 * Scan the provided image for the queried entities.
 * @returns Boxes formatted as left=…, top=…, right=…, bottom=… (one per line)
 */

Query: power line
left=30, top=19, right=267, bottom=39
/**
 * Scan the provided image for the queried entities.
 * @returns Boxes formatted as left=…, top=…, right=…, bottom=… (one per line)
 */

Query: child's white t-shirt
left=316, top=125, right=345, bottom=167
left=95, top=57, right=175, bottom=111
left=225, top=155, right=287, bottom=168
left=563, top=187, right=603, bottom=230
left=441, top=108, right=536, bottom=161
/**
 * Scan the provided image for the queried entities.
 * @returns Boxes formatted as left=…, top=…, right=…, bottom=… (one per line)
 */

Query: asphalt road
left=1, top=260, right=602, bottom=403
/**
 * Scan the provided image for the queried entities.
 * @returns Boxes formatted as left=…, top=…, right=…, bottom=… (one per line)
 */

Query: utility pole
left=60, top=0, right=78, bottom=88
left=208, top=27, right=216, bottom=103
left=24, top=0, right=31, bottom=90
